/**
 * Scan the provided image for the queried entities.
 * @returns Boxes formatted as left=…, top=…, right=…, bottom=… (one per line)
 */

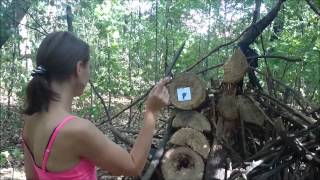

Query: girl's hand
left=145, top=77, right=171, bottom=114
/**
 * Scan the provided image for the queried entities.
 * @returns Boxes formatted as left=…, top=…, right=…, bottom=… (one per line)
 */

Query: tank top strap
left=41, top=115, right=76, bottom=171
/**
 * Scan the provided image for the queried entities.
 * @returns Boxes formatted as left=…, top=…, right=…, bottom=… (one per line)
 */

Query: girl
left=23, top=31, right=170, bottom=180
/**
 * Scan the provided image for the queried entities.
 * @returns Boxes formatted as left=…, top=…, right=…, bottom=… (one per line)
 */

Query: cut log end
left=161, top=147, right=204, bottom=180
left=173, top=111, right=211, bottom=132
left=169, top=72, right=206, bottom=110
left=169, top=128, right=210, bottom=159
left=223, top=48, right=248, bottom=83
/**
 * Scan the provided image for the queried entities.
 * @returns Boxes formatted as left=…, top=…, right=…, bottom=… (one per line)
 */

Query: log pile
left=154, top=48, right=320, bottom=180
left=160, top=73, right=210, bottom=180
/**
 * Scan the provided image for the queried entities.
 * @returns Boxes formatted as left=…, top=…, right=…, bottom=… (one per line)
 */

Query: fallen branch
left=252, top=67, right=319, bottom=113
left=259, top=92, right=316, bottom=125
left=195, top=54, right=301, bottom=75
left=247, top=95, right=275, bottom=127
left=141, top=116, right=174, bottom=180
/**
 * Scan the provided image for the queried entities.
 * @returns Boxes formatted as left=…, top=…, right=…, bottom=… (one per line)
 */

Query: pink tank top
left=23, top=115, right=97, bottom=180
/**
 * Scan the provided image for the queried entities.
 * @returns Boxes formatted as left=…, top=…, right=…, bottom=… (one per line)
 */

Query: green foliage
left=0, top=153, right=6, bottom=167
left=0, top=0, right=319, bottom=121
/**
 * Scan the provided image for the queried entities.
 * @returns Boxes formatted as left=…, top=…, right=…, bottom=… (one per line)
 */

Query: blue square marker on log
left=177, top=87, right=191, bottom=101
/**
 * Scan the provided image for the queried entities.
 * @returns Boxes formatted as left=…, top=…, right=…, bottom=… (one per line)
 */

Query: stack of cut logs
left=161, top=72, right=210, bottom=180
left=160, top=49, right=253, bottom=180
left=157, top=48, right=319, bottom=180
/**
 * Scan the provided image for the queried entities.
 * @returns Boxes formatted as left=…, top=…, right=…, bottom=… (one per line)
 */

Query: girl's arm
left=73, top=78, right=170, bottom=176
left=23, top=144, right=36, bottom=179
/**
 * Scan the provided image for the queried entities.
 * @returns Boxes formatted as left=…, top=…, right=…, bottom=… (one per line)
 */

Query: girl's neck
left=49, top=80, right=74, bottom=113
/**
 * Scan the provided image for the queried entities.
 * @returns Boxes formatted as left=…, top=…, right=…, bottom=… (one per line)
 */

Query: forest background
left=0, top=0, right=319, bottom=179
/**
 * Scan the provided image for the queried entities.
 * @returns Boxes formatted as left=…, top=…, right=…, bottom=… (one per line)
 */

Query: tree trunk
left=154, top=0, right=159, bottom=83
left=0, top=0, right=32, bottom=48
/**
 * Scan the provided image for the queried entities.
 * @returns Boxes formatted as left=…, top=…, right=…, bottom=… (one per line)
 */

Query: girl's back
left=23, top=113, right=96, bottom=179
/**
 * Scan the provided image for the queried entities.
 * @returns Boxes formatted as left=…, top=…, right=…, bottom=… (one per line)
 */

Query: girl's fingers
left=161, top=87, right=170, bottom=105
left=154, top=77, right=171, bottom=94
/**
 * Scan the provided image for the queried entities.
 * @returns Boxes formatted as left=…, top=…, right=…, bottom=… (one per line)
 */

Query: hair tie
left=31, top=65, right=47, bottom=77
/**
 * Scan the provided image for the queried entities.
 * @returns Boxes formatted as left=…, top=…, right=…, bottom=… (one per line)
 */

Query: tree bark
left=238, top=0, right=286, bottom=48
left=66, top=5, right=73, bottom=32
left=306, top=0, right=320, bottom=16
left=0, top=0, right=32, bottom=48
left=154, top=0, right=159, bottom=83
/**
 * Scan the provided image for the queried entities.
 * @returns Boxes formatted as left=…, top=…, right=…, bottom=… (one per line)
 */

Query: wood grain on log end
left=168, top=72, right=206, bottom=110
left=173, top=110, right=211, bottom=132
left=223, top=48, right=248, bottom=83
left=169, top=128, right=210, bottom=159
left=161, top=147, right=204, bottom=180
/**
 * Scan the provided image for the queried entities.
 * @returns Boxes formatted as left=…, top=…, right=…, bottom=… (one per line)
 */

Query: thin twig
left=184, top=25, right=252, bottom=72
left=240, top=113, right=249, bottom=158
left=3, top=11, right=47, bottom=36
left=259, top=92, right=316, bottom=125
left=252, top=67, right=319, bottom=113
left=253, top=55, right=302, bottom=62
left=196, top=62, right=225, bottom=74
left=97, top=88, right=151, bottom=126
left=89, top=80, right=134, bottom=146
left=24, top=9, right=49, bottom=34
left=98, top=40, right=185, bottom=126
left=246, top=95, right=275, bottom=127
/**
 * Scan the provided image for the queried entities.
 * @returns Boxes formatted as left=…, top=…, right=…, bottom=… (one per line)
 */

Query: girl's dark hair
left=23, top=31, right=90, bottom=115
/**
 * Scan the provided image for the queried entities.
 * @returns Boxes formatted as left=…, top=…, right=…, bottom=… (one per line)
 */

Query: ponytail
left=23, top=76, right=59, bottom=115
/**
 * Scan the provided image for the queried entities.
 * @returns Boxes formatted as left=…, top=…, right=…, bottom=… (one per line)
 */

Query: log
left=223, top=48, right=248, bottom=84
left=217, top=95, right=239, bottom=141
left=172, top=111, right=211, bottom=132
left=217, top=95, right=239, bottom=121
left=161, top=147, right=204, bottom=180
left=168, top=72, right=206, bottom=110
left=238, top=95, right=265, bottom=127
left=169, top=128, right=210, bottom=159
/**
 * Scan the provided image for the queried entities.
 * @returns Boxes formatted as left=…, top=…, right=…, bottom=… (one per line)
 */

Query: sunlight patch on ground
left=0, top=168, right=25, bottom=180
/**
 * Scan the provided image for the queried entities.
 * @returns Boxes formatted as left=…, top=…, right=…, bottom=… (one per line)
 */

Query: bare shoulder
left=62, top=116, right=112, bottom=159
left=62, top=116, right=102, bottom=142
left=64, top=116, right=96, bottom=133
